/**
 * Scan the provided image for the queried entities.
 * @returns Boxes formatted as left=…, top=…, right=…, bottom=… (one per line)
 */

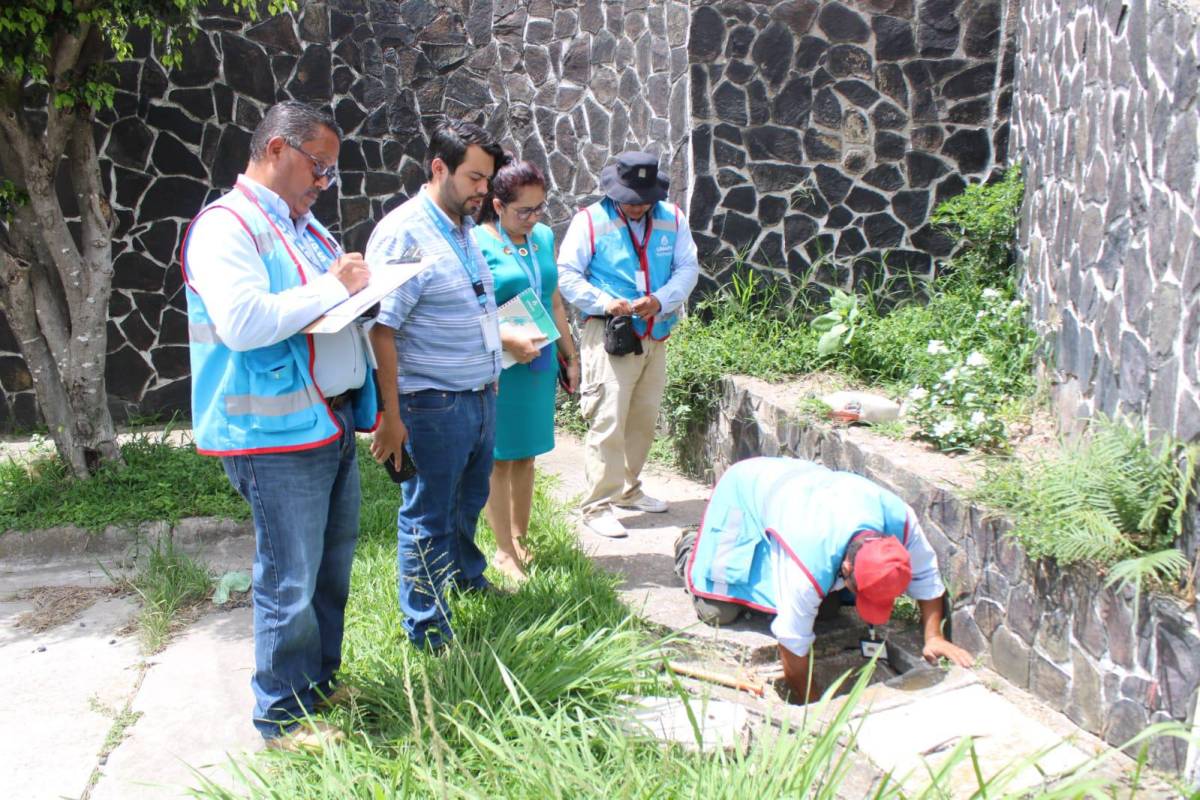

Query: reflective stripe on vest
left=224, top=384, right=323, bottom=418
left=249, top=231, right=277, bottom=255
left=707, top=506, right=744, bottom=597
left=188, top=323, right=222, bottom=345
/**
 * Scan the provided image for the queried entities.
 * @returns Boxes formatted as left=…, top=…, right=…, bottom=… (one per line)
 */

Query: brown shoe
left=314, top=683, right=361, bottom=711
left=265, top=720, right=345, bottom=753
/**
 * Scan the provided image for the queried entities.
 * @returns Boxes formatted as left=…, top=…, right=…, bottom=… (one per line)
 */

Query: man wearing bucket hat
left=558, top=152, right=700, bottom=538
left=675, top=457, right=973, bottom=702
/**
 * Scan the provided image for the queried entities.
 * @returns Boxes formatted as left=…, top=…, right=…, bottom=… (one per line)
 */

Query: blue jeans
left=222, top=402, right=360, bottom=739
left=397, top=387, right=495, bottom=647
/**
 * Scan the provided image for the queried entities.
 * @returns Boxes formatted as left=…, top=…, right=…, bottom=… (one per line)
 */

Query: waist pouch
left=604, top=315, right=643, bottom=356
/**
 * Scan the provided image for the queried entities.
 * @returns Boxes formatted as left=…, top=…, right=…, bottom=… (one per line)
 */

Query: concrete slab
left=0, top=595, right=143, bottom=800
left=854, top=682, right=1092, bottom=797
left=624, top=695, right=753, bottom=752
left=0, top=555, right=119, bottom=593
left=91, top=607, right=260, bottom=800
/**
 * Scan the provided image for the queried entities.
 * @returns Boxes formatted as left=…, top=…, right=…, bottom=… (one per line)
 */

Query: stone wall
left=0, top=0, right=687, bottom=430
left=686, top=0, right=1017, bottom=298
left=1012, top=0, right=1200, bottom=447
left=684, top=375, right=1200, bottom=772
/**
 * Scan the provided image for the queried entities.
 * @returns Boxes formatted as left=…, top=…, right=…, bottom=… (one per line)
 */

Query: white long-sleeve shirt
left=184, top=175, right=366, bottom=396
left=556, top=206, right=700, bottom=317
left=771, top=515, right=946, bottom=658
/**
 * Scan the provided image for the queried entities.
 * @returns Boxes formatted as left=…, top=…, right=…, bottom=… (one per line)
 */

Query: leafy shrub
left=900, top=289, right=1037, bottom=451
left=931, top=164, right=1024, bottom=287
left=810, top=289, right=862, bottom=356
left=904, top=349, right=1009, bottom=452
left=664, top=270, right=820, bottom=437
left=975, top=416, right=1199, bottom=595
left=658, top=166, right=1030, bottom=458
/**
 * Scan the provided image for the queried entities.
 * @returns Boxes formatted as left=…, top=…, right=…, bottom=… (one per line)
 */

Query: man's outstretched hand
left=922, top=636, right=974, bottom=667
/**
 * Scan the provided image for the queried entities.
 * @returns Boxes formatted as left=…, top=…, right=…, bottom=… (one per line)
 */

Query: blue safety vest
left=685, top=458, right=912, bottom=613
left=583, top=198, right=681, bottom=340
left=181, top=184, right=379, bottom=456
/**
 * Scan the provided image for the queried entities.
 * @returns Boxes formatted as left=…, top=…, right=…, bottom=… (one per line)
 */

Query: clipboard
left=303, top=256, right=429, bottom=334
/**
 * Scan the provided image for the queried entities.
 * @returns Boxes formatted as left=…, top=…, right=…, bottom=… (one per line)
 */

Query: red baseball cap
left=853, top=537, right=912, bottom=625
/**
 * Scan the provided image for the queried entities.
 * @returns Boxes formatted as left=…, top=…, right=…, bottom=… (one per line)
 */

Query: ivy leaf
left=817, top=325, right=847, bottom=356
left=811, top=311, right=839, bottom=333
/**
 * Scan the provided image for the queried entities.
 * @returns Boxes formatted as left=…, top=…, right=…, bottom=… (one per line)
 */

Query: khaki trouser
left=577, top=317, right=668, bottom=520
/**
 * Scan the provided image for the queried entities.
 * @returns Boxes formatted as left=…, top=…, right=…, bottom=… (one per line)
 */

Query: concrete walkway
left=0, top=432, right=1167, bottom=798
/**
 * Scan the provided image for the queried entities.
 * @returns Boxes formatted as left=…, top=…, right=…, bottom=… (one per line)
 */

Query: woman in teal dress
left=473, top=160, right=579, bottom=582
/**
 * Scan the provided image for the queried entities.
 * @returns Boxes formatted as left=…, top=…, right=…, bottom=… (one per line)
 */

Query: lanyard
left=235, top=182, right=338, bottom=274
left=618, top=207, right=653, bottom=299
left=422, top=194, right=487, bottom=308
left=498, top=225, right=541, bottom=298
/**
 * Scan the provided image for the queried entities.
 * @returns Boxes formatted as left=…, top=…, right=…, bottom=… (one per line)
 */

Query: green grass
left=114, top=537, right=214, bottom=652
left=553, top=388, right=588, bottom=438
left=665, top=272, right=821, bottom=441
left=0, top=433, right=246, bottom=532
left=183, top=442, right=1189, bottom=799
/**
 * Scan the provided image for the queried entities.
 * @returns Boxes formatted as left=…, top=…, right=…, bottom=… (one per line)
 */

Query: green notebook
left=497, top=287, right=560, bottom=369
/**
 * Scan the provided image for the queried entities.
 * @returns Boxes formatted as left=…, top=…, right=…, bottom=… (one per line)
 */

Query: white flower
left=970, top=411, right=987, bottom=427
left=927, top=340, right=949, bottom=355
left=966, top=351, right=988, bottom=367
left=941, top=367, right=959, bottom=383
left=963, top=393, right=977, bottom=403
left=908, top=387, right=929, bottom=401
left=982, top=288, right=1001, bottom=300
left=1010, top=300, right=1022, bottom=308
left=933, top=419, right=957, bottom=437
left=976, top=310, right=987, bottom=320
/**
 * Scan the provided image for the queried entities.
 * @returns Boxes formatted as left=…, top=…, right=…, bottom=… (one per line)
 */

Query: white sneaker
left=615, top=494, right=669, bottom=514
left=585, top=513, right=628, bottom=538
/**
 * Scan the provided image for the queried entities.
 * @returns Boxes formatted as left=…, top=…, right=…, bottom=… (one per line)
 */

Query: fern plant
left=975, top=415, right=1199, bottom=596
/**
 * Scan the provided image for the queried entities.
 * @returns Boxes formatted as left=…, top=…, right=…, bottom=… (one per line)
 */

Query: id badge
left=635, top=271, right=649, bottom=293
left=860, top=637, right=886, bottom=659
left=480, top=312, right=501, bottom=352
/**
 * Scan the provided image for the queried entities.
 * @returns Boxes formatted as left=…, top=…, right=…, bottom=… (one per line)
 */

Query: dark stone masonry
left=0, top=0, right=1020, bottom=430
left=688, top=375, right=1200, bottom=772
left=1013, top=0, right=1200, bottom=455
left=0, top=0, right=690, bottom=428
left=687, top=0, right=1016, bottom=299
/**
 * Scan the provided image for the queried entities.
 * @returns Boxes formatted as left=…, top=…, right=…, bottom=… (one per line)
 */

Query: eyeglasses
left=286, top=141, right=339, bottom=188
left=507, top=202, right=546, bottom=221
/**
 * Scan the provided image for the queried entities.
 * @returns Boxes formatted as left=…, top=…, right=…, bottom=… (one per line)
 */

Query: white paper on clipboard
left=303, top=257, right=430, bottom=334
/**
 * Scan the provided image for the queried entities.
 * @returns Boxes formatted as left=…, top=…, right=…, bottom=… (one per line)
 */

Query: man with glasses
left=674, top=457, right=973, bottom=702
left=557, top=152, right=700, bottom=539
left=182, top=101, right=376, bottom=752
left=365, top=118, right=506, bottom=651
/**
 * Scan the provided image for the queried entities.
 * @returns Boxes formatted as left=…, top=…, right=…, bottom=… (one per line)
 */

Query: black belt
left=327, top=391, right=353, bottom=409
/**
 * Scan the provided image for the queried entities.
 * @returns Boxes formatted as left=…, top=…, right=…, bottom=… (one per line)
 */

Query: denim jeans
left=222, top=402, right=360, bottom=739
left=397, top=387, right=495, bottom=647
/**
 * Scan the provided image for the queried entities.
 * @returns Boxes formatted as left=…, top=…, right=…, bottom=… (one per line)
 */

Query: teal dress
left=473, top=222, right=559, bottom=461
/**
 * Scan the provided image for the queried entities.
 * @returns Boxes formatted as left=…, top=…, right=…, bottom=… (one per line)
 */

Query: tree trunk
left=0, top=108, right=122, bottom=478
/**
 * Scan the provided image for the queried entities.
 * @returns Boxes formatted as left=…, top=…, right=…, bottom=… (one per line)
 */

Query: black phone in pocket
left=383, top=451, right=418, bottom=484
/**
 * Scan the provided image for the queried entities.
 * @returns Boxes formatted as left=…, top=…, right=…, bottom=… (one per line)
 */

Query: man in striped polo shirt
left=366, top=119, right=505, bottom=650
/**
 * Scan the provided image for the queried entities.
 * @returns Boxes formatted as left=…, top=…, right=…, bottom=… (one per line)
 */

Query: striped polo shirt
left=366, top=187, right=502, bottom=393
